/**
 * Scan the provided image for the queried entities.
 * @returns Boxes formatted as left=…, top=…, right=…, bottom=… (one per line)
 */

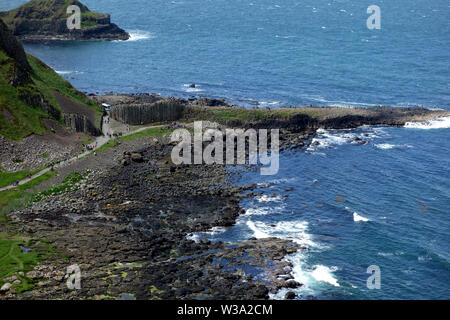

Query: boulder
left=286, top=279, right=302, bottom=289
left=285, top=291, right=296, bottom=300
left=0, top=283, right=12, bottom=292
left=130, top=153, right=143, bottom=163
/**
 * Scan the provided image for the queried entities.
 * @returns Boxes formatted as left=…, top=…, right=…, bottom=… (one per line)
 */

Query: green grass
left=1, top=0, right=107, bottom=31
left=0, top=171, right=56, bottom=216
left=32, top=172, right=85, bottom=202
left=183, top=105, right=351, bottom=126
left=0, top=51, right=51, bottom=141
left=0, top=167, right=43, bottom=188
left=0, top=47, right=102, bottom=141
left=41, top=153, right=50, bottom=159
left=0, top=169, right=58, bottom=293
left=28, top=54, right=102, bottom=114
left=97, top=127, right=174, bottom=153
left=0, top=233, right=55, bottom=293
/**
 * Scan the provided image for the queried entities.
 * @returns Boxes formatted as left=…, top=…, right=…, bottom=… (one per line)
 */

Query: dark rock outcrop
left=192, top=97, right=230, bottom=107
left=110, top=100, right=185, bottom=125
left=63, top=113, right=101, bottom=136
left=0, top=18, right=31, bottom=85
left=0, top=0, right=129, bottom=41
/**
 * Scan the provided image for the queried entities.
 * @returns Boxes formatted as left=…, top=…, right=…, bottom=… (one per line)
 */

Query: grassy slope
left=0, top=166, right=43, bottom=188
left=0, top=170, right=56, bottom=215
left=0, top=50, right=102, bottom=141
left=96, top=127, right=174, bottom=153
left=184, top=105, right=402, bottom=125
left=0, top=171, right=87, bottom=293
left=0, top=51, right=49, bottom=140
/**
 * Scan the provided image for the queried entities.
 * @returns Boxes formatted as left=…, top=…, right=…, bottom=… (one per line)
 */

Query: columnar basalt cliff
left=62, top=113, right=101, bottom=136
left=0, top=0, right=130, bottom=41
left=110, top=100, right=185, bottom=125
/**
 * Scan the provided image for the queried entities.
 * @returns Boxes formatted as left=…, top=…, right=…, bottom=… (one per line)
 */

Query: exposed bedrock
left=110, top=100, right=185, bottom=125
left=63, top=113, right=101, bottom=136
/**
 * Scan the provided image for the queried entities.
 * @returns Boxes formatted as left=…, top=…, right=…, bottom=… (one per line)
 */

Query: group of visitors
left=82, top=143, right=97, bottom=151
left=167, top=122, right=185, bottom=129
left=107, top=131, right=123, bottom=138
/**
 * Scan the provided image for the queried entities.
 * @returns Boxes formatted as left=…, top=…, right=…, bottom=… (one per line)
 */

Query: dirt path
left=0, top=116, right=164, bottom=192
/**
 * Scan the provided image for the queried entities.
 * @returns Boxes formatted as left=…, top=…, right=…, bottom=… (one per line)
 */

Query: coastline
left=1, top=132, right=301, bottom=300
left=1, top=93, right=449, bottom=300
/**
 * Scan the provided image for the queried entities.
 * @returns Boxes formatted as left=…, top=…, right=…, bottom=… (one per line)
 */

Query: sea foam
left=404, top=117, right=450, bottom=129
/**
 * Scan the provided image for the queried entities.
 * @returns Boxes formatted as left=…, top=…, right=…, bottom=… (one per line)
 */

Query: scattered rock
left=286, top=279, right=302, bottom=289
left=0, top=283, right=12, bottom=292
left=285, top=291, right=296, bottom=300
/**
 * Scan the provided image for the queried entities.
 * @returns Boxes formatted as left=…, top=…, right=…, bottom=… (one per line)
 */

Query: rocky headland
left=0, top=0, right=129, bottom=41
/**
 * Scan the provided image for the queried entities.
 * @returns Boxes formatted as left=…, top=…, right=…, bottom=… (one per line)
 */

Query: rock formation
left=0, top=0, right=129, bottom=41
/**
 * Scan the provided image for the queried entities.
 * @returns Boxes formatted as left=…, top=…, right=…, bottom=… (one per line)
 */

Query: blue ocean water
left=2, top=0, right=449, bottom=299
left=192, top=123, right=450, bottom=299
left=2, top=0, right=449, bottom=108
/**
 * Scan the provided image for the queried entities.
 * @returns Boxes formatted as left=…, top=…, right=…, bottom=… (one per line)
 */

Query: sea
left=2, top=0, right=449, bottom=299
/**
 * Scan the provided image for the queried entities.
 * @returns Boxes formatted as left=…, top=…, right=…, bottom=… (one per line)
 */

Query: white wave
left=186, top=226, right=227, bottom=242
left=263, top=177, right=297, bottom=185
left=375, top=143, right=396, bottom=150
left=126, top=30, right=154, bottom=41
left=302, top=95, right=374, bottom=108
left=259, top=101, right=283, bottom=105
left=375, top=143, right=412, bottom=150
left=247, top=221, right=270, bottom=239
left=404, top=117, right=450, bottom=130
left=183, top=84, right=205, bottom=93
left=311, top=265, right=340, bottom=287
left=308, top=126, right=390, bottom=154
left=245, top=207, right=270, bottom=216
left=245, top=220, right=318, bottom=248
left=308, top=129, right=355, bottom=151
left=353, top=212, right=370, bottom=222
left=55, top=70, right=83, bottom=75
left=256, top=194, right=283, bottom=203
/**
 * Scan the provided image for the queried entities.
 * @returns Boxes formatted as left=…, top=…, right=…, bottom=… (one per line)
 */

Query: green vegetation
left=0, top=233, right=55, bottom=293
left=184, top=105, right=379, bottom=126
left=32, top=172, right=85, bottom=202
left=42, top=153, right=50, bottom=159
left=0, top=51, right=51, bottom=141
left=97, top=127, right=174, bottom=153
left=0, top=49, right=101, bottom=141
left=0, top=0, right=106, bottom=31
left=28, top=54, right=101, bottom=114
left=0, top=169, right=58, bottom=294
left=0, top=166, right=43, bottom=188
left=184, top=106, right=311, bottom=125
left=0, top=171, right=56, bottom=216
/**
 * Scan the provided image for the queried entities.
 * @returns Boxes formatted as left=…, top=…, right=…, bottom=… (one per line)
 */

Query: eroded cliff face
left=63, top=113, right=102, bottom=136
left=0, top=19, right=31, bottom=86
left=0, top=0, right=129, bottom=41
left=0, top=17, right=102, bottom=140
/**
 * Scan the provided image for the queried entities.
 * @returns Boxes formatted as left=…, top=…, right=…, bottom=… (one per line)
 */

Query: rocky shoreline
left=2, top=91, right=449, bottom=300
left=1, top=133, right=303, bottom=300
left=0, top=0, right=130, bottom=42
